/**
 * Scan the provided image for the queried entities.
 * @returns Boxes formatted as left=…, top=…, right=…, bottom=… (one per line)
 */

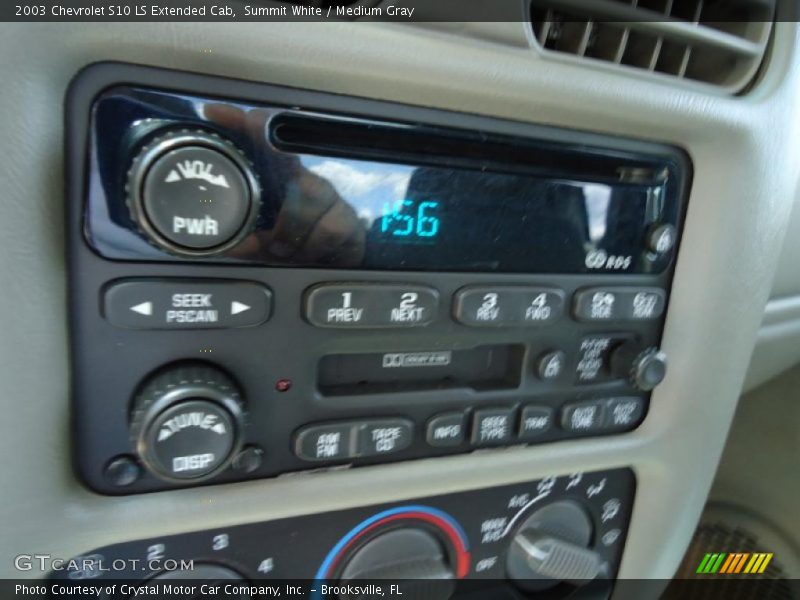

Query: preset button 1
left=304, top=284, right=438, bottom=328
left=103, top=279, right=272, bottom=330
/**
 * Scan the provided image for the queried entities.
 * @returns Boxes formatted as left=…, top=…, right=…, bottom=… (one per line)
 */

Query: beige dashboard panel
left=1, top=21, right=799, bottom=588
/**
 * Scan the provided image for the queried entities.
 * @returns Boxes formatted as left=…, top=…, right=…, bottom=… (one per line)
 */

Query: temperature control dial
left=317, top=506, right=470, bottom=599
left=127, top=129, right=259, bottom=257
left=339, top=527, right=456, bottom=600
left=130, top=363, right=245, bottom=483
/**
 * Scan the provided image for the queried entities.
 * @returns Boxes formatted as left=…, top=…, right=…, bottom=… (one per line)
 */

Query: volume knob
left=130, top=363, right=245, bottom=483
left=126, top=129, right=260, bottom=257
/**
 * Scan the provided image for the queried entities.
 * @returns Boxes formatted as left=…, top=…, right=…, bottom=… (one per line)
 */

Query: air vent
left=530, top=0, right=775, bottom=93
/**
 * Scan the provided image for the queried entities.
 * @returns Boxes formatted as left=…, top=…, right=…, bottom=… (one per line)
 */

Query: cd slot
left=270, top=114, right=661, bottom=182
left=317, top=344, right=523, bottom=396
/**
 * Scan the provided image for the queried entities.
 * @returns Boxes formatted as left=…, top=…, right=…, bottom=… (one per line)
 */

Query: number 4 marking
left=258, top=558, right=274, bottom=574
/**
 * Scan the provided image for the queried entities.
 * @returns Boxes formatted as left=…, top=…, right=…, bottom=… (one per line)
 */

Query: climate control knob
left=146, top=564, right=250, bottom=599
left=130, top=363, right=245, bottom=483
left=337, top=527, right=456, bottom=600
left=507, top=500, right=605, bottom=592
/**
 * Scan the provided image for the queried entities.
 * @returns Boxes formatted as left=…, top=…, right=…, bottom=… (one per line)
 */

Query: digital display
left=380, top=199, right=441, bottom=242
left=261, top=153, right=677, bottom=274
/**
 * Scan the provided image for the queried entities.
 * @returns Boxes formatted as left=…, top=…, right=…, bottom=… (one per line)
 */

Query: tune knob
left=130, top=363, right=245, bottom=483
left=337, top=527, right=456, bottom=600
left=507, top=500, right=606, bottom=593
left=610, top=343, right=668, bottom=391
left=126, top=129, right=260, bottom=257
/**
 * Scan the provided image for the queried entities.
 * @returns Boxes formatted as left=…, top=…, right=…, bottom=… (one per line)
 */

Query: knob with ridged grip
left=130, top=363, right=245, bottom=483
left=507, top=500, right=607, bottom=592
left=338, top=527, right=456, bottom=600
left=126, top=129, right=260, bottom=257
left=611, top=343, right=668, bottom=391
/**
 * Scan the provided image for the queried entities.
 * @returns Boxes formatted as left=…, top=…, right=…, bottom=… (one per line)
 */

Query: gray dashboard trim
left=0, top=21, right=798, bottom=590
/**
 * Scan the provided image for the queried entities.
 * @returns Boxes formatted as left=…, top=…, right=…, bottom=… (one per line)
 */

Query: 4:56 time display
left=380, top=199, right=440, bottom=242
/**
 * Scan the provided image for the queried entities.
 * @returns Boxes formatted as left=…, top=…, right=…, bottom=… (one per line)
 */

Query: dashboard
left=1, top=9, right=800, bottom=599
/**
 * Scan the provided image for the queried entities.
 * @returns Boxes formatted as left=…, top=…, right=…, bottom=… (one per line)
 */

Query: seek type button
left=103, top=279, right=271, bottom=330
left=305, top=284, right=438, bottom=328
left=357, top=419, right=414, bottom=457
left=472, top=408, right=515, bottom=446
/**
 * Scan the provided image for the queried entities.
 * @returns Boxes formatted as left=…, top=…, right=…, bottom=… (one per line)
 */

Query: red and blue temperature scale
left=313, top=505, right=471, bottom=596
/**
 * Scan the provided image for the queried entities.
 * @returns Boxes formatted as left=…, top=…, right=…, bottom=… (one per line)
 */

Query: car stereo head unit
left=87, top=82, right=682, bottom=276
left=67, top=63, right=690, bottom=494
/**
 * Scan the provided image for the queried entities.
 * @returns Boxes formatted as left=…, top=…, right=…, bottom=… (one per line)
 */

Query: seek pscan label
left=103, top=279, right=272, bottom=330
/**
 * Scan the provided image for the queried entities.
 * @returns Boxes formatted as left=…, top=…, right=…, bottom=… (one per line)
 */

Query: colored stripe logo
left=696, top=553, right=773, bottom=574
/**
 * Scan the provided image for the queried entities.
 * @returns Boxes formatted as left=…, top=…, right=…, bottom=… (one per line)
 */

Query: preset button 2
left=103, top=279, right=272, bottom=329
left=304, top=284, right=438, bottom=328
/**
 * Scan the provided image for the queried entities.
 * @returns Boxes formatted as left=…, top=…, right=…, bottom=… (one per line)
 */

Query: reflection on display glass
left=274, top=153, right=659, bottom=273
left=89, top=88, right=681, bottom=274
left=303, top=157, right=441, bottom=244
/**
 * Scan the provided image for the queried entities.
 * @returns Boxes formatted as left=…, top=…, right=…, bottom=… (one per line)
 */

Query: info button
left=426, top=412, right=467, bottom=448
left=103, top=279, right=272, bottom=330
